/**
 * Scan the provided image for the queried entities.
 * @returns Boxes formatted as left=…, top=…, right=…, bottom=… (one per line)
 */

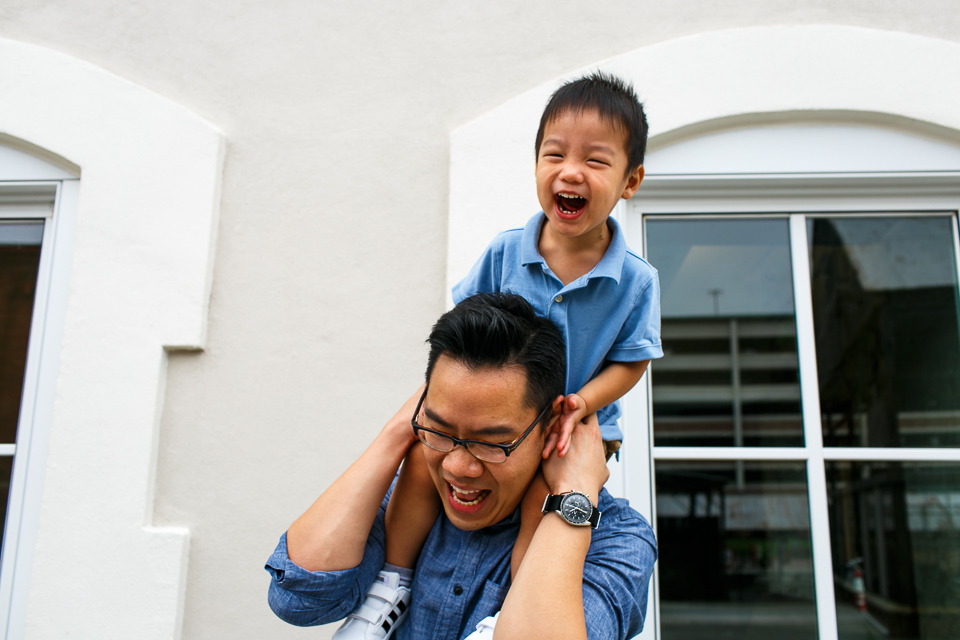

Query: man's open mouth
left=448, top=483, right=489, bottom=507
left=555, top=192, right=587, bottom=215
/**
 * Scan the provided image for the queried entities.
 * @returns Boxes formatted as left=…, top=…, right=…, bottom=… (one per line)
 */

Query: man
left=266, top=293, right=657, bottom=639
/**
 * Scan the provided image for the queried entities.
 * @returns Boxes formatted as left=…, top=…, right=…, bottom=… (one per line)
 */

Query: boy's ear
left=621, top=164, right=645, bottom=200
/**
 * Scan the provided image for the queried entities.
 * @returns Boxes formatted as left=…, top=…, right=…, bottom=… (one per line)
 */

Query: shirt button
left=453, top=585, right=463, bottom=596
left=554, top=295, right=563, bottom=303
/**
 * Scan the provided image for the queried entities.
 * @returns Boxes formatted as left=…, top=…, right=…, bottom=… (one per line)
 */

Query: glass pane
left=647, top=219, right=804, bottom=446
left=826, top=461, right=960, bottom=639
left=809, top=216, right=960, bottom=448
left=656, top=460, right=818, bottom=640
left=0, top=221, right=43, bottom=445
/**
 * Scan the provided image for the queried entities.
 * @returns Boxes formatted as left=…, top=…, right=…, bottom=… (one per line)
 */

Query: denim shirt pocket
left=463, top=578, right=509, bottom=634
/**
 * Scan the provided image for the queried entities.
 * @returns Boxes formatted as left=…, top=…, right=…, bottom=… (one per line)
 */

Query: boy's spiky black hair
left=534, top=71, right=648, bottom=174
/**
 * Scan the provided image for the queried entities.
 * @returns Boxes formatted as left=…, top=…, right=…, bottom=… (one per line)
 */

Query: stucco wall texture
left=2, top=1, right=960, bottom=638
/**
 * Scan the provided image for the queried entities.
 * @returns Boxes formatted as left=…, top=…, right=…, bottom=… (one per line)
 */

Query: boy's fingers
left=542, top=432, right=558, bottom=459
left=557, top=422, right=576, bottom=457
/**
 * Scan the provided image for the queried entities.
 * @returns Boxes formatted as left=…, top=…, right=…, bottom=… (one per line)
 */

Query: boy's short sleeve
left=606, top=265, right=663, bottom=363
left=452, top=235, right=506, bottom=303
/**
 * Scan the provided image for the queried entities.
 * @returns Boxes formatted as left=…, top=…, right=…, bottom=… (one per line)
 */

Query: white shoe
left=332, top=570, right=411, bottom=640
left=462, top=611, right=499, bottom=640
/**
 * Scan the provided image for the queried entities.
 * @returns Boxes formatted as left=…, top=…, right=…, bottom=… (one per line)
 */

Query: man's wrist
left=547, top=482, right=603, bottom=504
left=541, top=491, right=602, bottom=529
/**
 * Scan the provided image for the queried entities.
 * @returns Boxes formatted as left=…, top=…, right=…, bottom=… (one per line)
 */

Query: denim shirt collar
left=519, top=211, right=627, bottom=284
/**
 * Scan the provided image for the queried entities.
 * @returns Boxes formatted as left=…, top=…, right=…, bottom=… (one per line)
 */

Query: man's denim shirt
left=266, top=483, right=657, bottom=640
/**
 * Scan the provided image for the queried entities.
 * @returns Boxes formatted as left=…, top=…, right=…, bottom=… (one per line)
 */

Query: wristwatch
left=541, top=491, right=601, bottom=529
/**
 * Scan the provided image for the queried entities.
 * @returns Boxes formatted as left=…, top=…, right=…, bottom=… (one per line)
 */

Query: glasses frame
left=410, top=386, right=551, bottom=463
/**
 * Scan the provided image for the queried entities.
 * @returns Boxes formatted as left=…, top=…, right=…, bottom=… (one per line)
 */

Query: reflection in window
left=809, top=217, right=960, bottom=448
left=647, top=219, right=803, bottom=447
left=827, top=461, right=960, bottom=639
left=656, top=460, right=817, bottom=640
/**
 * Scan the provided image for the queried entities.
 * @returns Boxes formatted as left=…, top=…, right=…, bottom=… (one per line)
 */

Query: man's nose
left=441, top=445, right=484, bottom=478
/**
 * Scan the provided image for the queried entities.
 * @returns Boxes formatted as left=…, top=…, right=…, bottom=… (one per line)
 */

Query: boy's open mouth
left=555, top=192, right=587, bottom=216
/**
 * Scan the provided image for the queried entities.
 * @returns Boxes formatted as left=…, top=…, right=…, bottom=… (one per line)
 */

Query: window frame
left=0, top=178, right=78, bottom=636
left=618, top=170, right=960, bottom=640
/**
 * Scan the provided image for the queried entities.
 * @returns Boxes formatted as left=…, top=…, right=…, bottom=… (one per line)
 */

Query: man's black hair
left=425, top=293, right=565, bottom=429
left=534, top=71, right=648, bottom=175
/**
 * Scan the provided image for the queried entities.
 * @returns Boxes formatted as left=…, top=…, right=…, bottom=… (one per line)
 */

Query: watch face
left=560, top=493, right=593, bottom=525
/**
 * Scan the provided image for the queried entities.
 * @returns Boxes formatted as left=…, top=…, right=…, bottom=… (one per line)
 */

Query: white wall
left=3, top=2, right=960, bottom=639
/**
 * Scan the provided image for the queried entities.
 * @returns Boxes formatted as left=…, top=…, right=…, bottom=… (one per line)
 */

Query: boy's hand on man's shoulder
left=543, top=393, right=589, bottom=459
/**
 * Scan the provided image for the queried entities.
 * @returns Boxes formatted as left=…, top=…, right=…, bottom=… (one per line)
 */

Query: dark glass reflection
left=656, top=460, right=818, bottom=640
left=647, top=219, right=804, bottom=446
left=809, top=217, right=960, bottom=448
left=0, top=222, right=43, bottom=444
left=827, top=461, right=960, bottom=639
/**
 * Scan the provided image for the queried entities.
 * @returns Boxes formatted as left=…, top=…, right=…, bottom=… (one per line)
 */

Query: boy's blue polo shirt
left=453, top=212, right=662, bottom=442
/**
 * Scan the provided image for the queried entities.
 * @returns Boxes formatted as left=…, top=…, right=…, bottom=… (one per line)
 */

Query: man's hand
left=387, top=383, right=426, bottom=451
left=542, top=393, right=589, bottom=459
left=286, top=383, right=425, bottom=572
left=541, top=412, right=608, bottom=503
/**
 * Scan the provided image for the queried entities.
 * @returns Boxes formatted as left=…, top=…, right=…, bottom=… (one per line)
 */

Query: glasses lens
left=418, top=429, right=455, bottom=452
left=466, top=443, right=507, bottom=463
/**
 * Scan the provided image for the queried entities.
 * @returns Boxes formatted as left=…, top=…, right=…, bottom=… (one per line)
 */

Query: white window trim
left=0, top=37, right=223, bottom=639
left=0, top=179, right=77, bottom=637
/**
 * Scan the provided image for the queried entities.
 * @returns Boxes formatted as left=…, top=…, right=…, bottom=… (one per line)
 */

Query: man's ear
left=621, top=164, right=644, bottom=200
left=538, top=395, right=565, bottom=443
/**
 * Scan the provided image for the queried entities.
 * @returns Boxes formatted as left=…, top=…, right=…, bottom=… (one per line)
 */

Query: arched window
left=0, top=37, right=222, bottom=638
left=448, top=26, right=960, bottom=640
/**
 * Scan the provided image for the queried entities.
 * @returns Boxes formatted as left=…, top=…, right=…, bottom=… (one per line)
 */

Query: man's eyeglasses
left=410, top=387, right=551, bottom=464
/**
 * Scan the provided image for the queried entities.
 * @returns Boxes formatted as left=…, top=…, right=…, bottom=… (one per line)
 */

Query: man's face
left=419, top=354, right=548, bottom=531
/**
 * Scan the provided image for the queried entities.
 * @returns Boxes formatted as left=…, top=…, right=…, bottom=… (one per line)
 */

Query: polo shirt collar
left=520, top=212, right=547, bottom=267
left=520, top=211, right=627, bottom=284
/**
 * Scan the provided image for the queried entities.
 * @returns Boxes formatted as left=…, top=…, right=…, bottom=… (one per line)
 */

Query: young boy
left=333, top=71, right=662, bottom=640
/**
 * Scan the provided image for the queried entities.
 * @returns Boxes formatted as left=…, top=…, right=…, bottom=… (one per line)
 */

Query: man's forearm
left=496, top=513, right=593, bottom=640
left=286, top=389, right=421, bottom=572
left=496, top=410, right=609, bottom=639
